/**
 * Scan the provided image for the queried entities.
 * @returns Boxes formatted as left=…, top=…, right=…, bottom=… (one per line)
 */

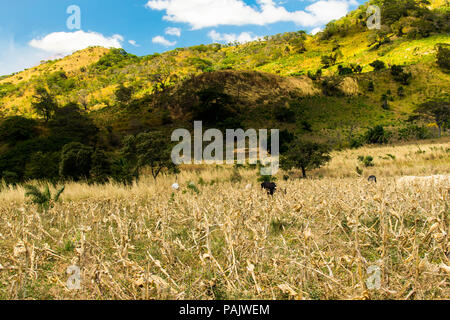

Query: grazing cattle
left=261, top=182, right=277, bottom=196
left=368, top=175, right=377, bottom=183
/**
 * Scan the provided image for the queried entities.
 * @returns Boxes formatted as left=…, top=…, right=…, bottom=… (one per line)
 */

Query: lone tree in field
left=280, top=139, right=331, bottom=178
left=31, top=87, right=58, bottom=122
left=416, top=99, right=450, bottom=138
left=122, top=131, right=177, bottom=180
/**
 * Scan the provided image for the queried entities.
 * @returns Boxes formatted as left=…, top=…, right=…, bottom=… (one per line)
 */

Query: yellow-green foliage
left=0, top=0, right=448, bottom=125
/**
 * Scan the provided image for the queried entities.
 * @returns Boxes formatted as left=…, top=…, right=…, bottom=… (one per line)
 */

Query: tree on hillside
left=121, top=132, right=177, bottom=180
left=390, top=65, right=412, bottom=85
left=149, top=58, right=177, bottom=94
left=369, top=60, right=386, bottom=71
left=193, top=88, right=237, bottom=127
left=289, top=37, right=307, bottom=53
left=115, top=83, right=133, bottom=105
left=436, top=44, right=450, bottom=71
left=321, top=54, right=338, bottom=68
left=0, top=116, right=37, bottom=145
left=24, top=151, right=60, bottom=181
left=350, top=63, right=363, bottom=74
left=31, top=87, right=58, bottom=122
left=188, top=57, right=213, bottom=72
left=280, top=139, right=331, bottom=178
left=49, top=102, right=99, bottom=146
left=381, top=94, right=390, bottom=110
left=338, top=65, right=354, bottom=76
left=367, top=27, right=391, bottom=49
left=416, top=99, right=450, bottom=138
left=364, top=125, right=391, bottom=144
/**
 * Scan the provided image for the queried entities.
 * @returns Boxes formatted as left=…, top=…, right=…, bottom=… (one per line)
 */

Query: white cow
left=397, top=175, right=449, bottom=186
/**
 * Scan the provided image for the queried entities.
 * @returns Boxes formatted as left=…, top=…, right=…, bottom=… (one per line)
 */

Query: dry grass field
left=0, top=140, right=449, bottom=300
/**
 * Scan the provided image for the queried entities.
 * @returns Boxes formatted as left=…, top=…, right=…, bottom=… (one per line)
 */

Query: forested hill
left=0, top=0, right=449, bottom=183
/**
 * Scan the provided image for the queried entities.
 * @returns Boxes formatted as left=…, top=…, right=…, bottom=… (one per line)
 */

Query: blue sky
left=0, top=0, right=361, bottom=76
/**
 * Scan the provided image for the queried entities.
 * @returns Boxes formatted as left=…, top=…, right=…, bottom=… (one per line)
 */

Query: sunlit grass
left=0, top=141, right=448, bottom=300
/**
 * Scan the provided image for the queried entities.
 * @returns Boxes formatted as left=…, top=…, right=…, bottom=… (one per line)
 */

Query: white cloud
left=165, top=27, right=181, bottom=37
left=152, top=35, right=177, bottom=46
left=29, top=30, right=123, bottom=55
left=310, top=27, right=322, bottom=35
left=208, top=30, right=260, bottom=43
left=146, top=0, right=354, bottom=29
left=0, top=36, right=48, bottom=76
left=128, top=40, right=140, bottom=46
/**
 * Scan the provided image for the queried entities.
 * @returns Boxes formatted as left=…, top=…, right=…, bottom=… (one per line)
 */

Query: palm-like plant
left=24, top=184, right=65, bottom=211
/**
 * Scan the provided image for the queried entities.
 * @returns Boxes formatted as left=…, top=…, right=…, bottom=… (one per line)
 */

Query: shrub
left=369, top=60, right=386, bottom=71
left=59, top=142, right=94, bottom=181
left=337, top=65, right=354, bottom=76
left=350, top=64, right=363, bottom=74
left=230, top=168, right=243, bottom=183
left=274, top=106, right=296, bottom=123
left=257, top=173, right=277, bottom=183
left=89, top=149, right=112, bottom=184
left=358, top=155, right=374, bottom=167
left=307, top=69, right=322, bottom=80
left=24, top=184, right=65, bottom=211
left=381, top=94, right=390, bottom=110
left=436, top=44, right=450, bottom=71
left=415, top=99, right=450, bottom=138
left=0, top=116, right=37, bottom=145
left=390, top=65, right=412, bottom=85
left=31, top=87, right=58, bottom=122
left=111, top=158, right=135, bottom=185
left=186, top=182, right=200, bottom=194
left=187, top=58, right=213, bottom=72
left=0, top=82, right=16, bottom=99
left=321, top=55, right=337, bottom=68
left=192, top=88, right=238, bottom=127
left=321, top=77, right=343, bottom=96
left=115, top=84, right=133, bottom=105
left=46, top=71, right=76, bottom=92
left=356, top=166, right=363, bottom=175
left=94, top=48, right=139, bottom=71
left=349, top=137, right=363, bottom=149
left=24, top=152, right=60, bottom=181
left=49, top=103, right=99, bottom=146
left=364, top=125, right=391, bottom=144
left=0, top=136, right=69, bottom=182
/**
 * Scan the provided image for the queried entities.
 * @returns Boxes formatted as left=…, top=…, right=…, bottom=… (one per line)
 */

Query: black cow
left=261, top=182, right=277, bottom=196
left=368, top=175, right=377, bottom=183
